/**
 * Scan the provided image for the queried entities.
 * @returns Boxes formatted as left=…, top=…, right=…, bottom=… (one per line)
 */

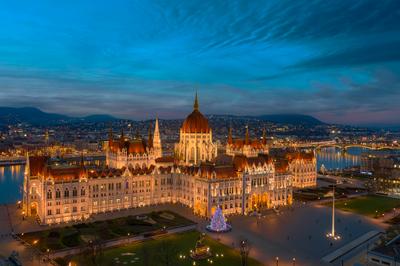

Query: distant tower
left=228, top=126, right=233, bottom=144
left=262, top=128, right=267, bottom=145
left=44, top=129, right=50, bottom=155
left=45, top=129, right=49, bottom=145
left=153, top=117, right=162, bottom=158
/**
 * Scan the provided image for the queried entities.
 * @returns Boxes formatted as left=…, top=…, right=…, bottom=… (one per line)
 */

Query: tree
left=141, top=245, right=151, bottom=266
left=157, top=240, right=177, bottom=266
left=85, top=236, right=104, bottom=266
left=210, top=206, right=228, bottom=232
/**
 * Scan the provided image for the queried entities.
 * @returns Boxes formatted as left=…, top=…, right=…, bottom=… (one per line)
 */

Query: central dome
left=181, top=93, right=211, bottom=134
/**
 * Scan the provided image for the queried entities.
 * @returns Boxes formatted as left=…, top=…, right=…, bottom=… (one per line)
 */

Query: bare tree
left=157, top=240, right=177, bottom=266
left=85, top=236, right=104, bottom=266
left=141, top=245, right=151, bottom=266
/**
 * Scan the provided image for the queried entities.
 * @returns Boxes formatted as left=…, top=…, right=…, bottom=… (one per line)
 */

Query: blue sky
left=1, top=0, right=400, bottom=125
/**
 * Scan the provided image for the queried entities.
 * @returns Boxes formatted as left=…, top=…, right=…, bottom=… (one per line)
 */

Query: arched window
left=47, top=190, right=52, bottom=200
left=72, top=187, right=77, bottom=197
left=64, top=188, right=69, bottom=198
left=81, top=188, right=85, bottom=196
left=56, top=189, right=61, bottom=199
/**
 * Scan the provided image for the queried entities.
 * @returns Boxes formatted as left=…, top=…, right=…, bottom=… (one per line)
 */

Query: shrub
left=48, top=230, right=60, bottom=238
left=61, top=232, right=81, bottom=247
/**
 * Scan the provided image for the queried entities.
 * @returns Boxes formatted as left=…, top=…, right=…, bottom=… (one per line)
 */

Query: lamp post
left=239, top=239, right=249, bottom=266
left=292, top=257, right=296, bottom=266
left=327, top=185, right=340, bottom=240
left=275, top=257, right=279, bottom=266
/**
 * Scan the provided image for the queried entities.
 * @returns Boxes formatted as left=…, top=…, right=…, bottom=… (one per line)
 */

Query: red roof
left=181, top=110, right=210, bottom=134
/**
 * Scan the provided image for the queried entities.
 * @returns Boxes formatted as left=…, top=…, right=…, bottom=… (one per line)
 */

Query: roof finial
left=245, top=125, right=249, bottom=145
left=194, top=91, right=199, bottom=111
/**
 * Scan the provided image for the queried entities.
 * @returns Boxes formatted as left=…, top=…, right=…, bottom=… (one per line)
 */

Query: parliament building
left=22, top=94, right=316, bottom=225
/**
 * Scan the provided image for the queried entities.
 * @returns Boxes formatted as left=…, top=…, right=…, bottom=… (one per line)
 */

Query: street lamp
left=276, top=257, right=279, bottom=266
left=240, top=239, right=249, bottom=266
left=293, top=257, right=296, bottom=266
left=327, top=185, right=341, bottom=240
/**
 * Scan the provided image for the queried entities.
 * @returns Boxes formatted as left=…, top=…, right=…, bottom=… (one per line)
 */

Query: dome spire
left=194, top=91, right=199, bottom=111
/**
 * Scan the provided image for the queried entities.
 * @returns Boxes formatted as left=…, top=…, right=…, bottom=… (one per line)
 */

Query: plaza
left=1, top=199, right=385, bottom=266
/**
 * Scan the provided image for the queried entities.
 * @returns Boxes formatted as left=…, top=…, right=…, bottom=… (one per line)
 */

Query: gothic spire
left=194, top=91, right=199, bottom=111
left=153, top=117, right=162, bottom=157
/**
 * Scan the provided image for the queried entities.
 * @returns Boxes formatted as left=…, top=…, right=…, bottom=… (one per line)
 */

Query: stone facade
left=22, top=94, right=314, bottom=225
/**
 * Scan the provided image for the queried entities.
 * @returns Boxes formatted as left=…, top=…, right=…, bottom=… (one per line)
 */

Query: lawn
left=327, top=195, right=400, bottom=218
left=19, top=210, right=195, bottom=252
left=56, top=230, right=263, bottom=266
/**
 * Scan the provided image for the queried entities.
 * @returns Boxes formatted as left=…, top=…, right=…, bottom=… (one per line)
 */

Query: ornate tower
left=175, top=93, right=217, bottom=165
left=153, top=117, right=162, bottom=158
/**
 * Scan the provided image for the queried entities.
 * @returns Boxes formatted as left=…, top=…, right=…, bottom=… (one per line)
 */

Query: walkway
left=48, top=224, right=197, bottom=259
left=321, top=230, right=382, bottom=263
left=2, top=202, right=386, bottom=266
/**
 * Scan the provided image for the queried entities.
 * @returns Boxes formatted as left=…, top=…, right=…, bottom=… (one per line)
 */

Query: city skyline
left=1, top=1, right=400, bottom=126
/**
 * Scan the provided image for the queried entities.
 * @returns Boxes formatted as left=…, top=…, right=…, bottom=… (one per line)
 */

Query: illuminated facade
left=287, top=151, right=317, bottom=188
left=22, top=94, right=314, bottom=225
left=226, top=126, right=269, bottom=157
left=105, top=118, right=162, bottom=169
left=174, top=93, right=217, bottom=165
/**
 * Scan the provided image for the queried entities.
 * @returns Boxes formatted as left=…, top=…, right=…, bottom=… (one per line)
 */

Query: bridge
left=315, top=143, right=400, bottom=151
left=272, top=140, right=400, bottom=151
left=0, top=152, right=105, bottom=166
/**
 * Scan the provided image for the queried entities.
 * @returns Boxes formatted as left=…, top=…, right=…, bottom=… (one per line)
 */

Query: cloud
left=0, top=0, right=400, bottom=125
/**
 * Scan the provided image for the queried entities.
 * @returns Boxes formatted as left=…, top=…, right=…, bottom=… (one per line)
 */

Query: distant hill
left=208, top=114, right=325, bottom=126
left=0, top=107, right=118, bottom=125
left=255, top=114, right=324, bottom=126
left=0, top=106, right=324, bottom=126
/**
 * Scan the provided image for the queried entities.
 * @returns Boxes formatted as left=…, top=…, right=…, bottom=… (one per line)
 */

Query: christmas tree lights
left=206, top=206, right=231, bottom=232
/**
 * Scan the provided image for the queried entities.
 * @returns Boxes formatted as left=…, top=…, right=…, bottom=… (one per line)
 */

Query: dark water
left=0, top=164, right=24, bottom=204
left=316, top=147, right=366, bottom=171
left=0, top=159, right=104, bottom=204
left=0, top=147, right=390, bottom=203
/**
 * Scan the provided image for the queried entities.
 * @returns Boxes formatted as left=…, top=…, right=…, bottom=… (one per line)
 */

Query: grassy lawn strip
left=325, top=195, right=400, bottom=218
left=19, top=210, right=194, bottom=252
left=56, top=230, right=263, bottom=266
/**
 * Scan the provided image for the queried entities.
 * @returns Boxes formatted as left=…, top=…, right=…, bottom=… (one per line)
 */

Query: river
left=0, top=147, right=387, bottom=204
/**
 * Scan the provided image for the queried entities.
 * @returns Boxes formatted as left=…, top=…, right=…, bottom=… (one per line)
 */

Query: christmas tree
left=209, top=206, right=228, bottom=232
